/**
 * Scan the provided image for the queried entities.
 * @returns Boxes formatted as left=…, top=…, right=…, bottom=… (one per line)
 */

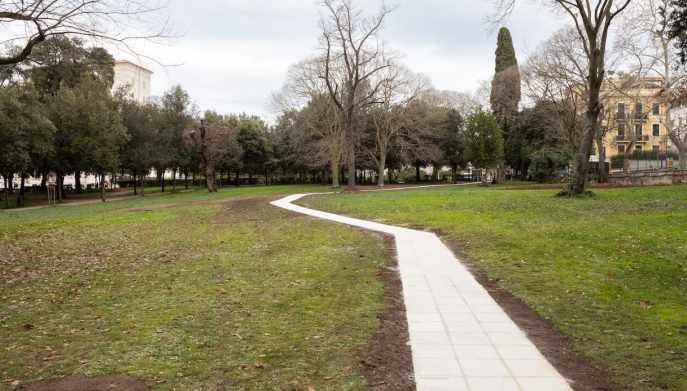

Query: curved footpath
left=272, top=192, right=573, bottom=391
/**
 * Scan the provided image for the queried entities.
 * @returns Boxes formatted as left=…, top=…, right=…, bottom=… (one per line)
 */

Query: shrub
left=528, top=149, right=570, bottom=182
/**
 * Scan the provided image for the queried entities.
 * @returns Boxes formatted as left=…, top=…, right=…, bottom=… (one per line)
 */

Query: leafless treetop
left=0, top=0, right=170, bottom=65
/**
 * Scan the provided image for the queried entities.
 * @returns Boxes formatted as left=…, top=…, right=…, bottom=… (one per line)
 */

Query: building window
left=635, top=123, right=643, bottom=136
left=618, top=144, right=626, bottom=153
left=635, top=144, right=643, bottom=151
left=652, top=145, right=660, bottom=152
left=617, top=103, right=625, bottom=118
left=618, top=124, right=625, bottom=139
left=635, top=102, right=643, bottom=115
left=653, top=124, right=660, bottom=136
left=652, top=103, right=660, bottom=115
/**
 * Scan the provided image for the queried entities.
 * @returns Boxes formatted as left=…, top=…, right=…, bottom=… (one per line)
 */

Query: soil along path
left=272, top=193, right=574, bottom=391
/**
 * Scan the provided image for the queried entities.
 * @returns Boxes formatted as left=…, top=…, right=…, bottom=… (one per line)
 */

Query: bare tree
left=319, top=0, right=394, bottom=188
left=185, top=120, right=238, bottom=193
left=616, top=0, right=687, bottom=169
left=273, top=57, right=346, bottom=187
left=0, top=0, right=169, bottom=65
left=523, top=28, right=588, bottom=159
left=367, top=65, right=428, bottom=187
left=495, top=0, right=632, bottom=194
left=303, top=94, right=346, bottom=187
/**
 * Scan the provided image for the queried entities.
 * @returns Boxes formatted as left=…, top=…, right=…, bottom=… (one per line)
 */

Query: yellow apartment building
left=599, top=78, right=671, bottom=160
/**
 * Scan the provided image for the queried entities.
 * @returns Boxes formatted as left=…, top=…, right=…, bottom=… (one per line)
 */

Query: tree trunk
left=172, top=169, right=177, bottom=192
left=15, top=175, right=25, bottom=207
left=235, top=171, right=240, bottom=187
left=133, top=174, right=138, bottom=195
left=679, top=149, right=686, bottom=170
left=377, top=155, right=386, bottom=187
left=331, top=158, right=340, bottom=188
left=6, top=173, right=13, bottom=194
left=568, top=22, right=606, bottom=196
left=58, top=174, right=65, bottom=200
left=346, top=130, right=356, bottom=189
left=415, top=162, right=421, bottom=182
left=596, top=135, right=608, bottom=183
left=160, top=172, right=165, bottom=193
left=205, top=165, right=217, bottom=192
left=75, top=171, right=82, bottom=194
left=184, top=172, right=189, bottom=189
left=100, top=173, right=106, bottom=203
left=570, top=98, right=601, bottom=194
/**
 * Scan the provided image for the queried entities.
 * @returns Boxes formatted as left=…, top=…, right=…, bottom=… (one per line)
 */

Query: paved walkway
left=271, top=193, right=574, bottom=391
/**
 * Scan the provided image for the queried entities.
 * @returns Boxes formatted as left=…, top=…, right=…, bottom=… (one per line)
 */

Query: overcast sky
left=116, top=0, right=566, bottom=120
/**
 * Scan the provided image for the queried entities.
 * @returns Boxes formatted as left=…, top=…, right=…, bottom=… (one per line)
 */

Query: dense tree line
left=11, top=0, right=674, bottom=203
left=1, top=35, right=491, bottom=204
left=0, top=38, right=271, bottom=203
left=0, top=37, right=501, bottom=206
left=268, top=0, right=511, bottom=189
left=1, top=1, right=565, bottom=208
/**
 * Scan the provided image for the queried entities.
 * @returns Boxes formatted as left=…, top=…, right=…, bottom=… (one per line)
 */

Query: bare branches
left=319, top=0, right=394, bottom=109
left=0, top=0, right=170, bottom=65
left=317, top=0, right=395, bottom=187
left=492, top=0, right=632, bottom=194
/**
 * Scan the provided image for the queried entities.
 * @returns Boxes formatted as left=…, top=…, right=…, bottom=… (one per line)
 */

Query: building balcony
left=615, top=113, right=648, bottom=123
left=615, top=135, right=650, bottom=143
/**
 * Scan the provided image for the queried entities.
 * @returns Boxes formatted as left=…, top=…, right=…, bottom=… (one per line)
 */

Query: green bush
left=528, top=149, right=570, bottom=182
left=399, top=167, right=429, bottom=183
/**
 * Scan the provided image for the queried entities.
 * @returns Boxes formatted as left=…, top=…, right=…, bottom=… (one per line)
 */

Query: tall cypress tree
left=490, top=27, right=521, bottom=175
left=490, top=27, right=521, bottom=127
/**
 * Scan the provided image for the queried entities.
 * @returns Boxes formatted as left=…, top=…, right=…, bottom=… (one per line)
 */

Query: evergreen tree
left=490, top=27, right=521, bottom=171
left=439, top=109, right=466, bottom=182
left=156, top=85, right=194, bottom=191
left=490, top=28, right=521, bottom=124
left=0, top=83, right=54, bottom=206
left=28, top=37, right=115, bottom=97
left=669, top=0, right=687, bottom=64
left=464, top=111, right=504, bottom=170
left=236, top=115, right=271, bottom=181
left=49, top=75, right=127, bottom=201
left=117, top=92, right=159, bottom=195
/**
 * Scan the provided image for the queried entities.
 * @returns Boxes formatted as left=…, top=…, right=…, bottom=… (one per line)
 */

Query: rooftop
left=114, top=60, right=153, bottom=74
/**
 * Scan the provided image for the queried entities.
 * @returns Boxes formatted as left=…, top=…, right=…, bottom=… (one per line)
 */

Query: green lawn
left=301, top=184, right=687, bottom=391
left=0, top=185, right=390, bottom=390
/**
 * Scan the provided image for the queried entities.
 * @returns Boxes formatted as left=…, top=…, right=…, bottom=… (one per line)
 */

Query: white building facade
left=112, top=60, right=153, bottom=103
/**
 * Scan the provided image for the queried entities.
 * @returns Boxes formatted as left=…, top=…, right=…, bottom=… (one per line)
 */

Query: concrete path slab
left=271, top=192, right=574, bottom=391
